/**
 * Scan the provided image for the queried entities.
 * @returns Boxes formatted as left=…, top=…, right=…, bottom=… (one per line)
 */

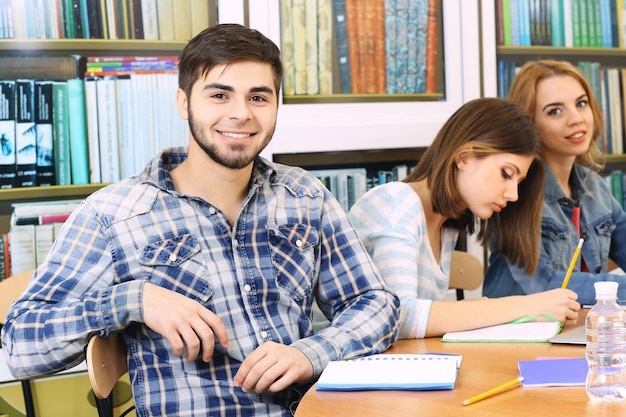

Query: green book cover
left=66, top=79, right=89, bottom=184
left=52, top=82, right=72, bottom=186
left=502, top=0, right=512, bottom=46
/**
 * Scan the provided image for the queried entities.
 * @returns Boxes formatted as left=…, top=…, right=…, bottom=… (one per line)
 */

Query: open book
left=441, top=321, right=563, bottom=343
left=316, top=354, right=463, bottom=391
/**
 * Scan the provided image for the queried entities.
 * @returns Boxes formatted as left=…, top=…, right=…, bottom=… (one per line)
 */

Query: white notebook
left=316, top=354, right=463, bottom=391
left=441, top=321, right=563, bottom=343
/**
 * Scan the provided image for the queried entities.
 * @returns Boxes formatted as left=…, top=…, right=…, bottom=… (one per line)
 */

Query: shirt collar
left=139, top=147, right=276, bottom=193
left=544, top=162, right=586, bottom=203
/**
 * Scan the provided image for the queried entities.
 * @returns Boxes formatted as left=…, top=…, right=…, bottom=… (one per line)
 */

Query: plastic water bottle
left=585, top=281, right=626, bottom=402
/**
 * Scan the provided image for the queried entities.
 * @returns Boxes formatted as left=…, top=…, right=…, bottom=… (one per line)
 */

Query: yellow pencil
left=561, top=238, right=584, bottom=289
left=462, top=376, right=524, bottom=406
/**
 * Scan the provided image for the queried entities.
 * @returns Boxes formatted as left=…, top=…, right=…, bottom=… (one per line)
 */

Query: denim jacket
left=484, top=163, right=626, bottom=305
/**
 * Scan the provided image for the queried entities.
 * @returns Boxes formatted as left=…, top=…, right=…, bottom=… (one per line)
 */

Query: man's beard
left=187, top=109, right=274, bottom=170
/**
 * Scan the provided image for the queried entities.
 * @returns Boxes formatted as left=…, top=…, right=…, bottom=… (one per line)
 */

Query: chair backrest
left=449, top=250, right=483, bottom=299
left=0, top=269, right=35, bottom=324
left=86, top=333, right=128, bottom=400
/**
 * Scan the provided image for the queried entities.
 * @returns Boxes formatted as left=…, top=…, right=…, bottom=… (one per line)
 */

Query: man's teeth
left=222, top=132, right=251, bottom=139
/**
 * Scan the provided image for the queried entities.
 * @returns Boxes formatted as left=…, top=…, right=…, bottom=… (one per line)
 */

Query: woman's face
left=456, top=152, right=533, bottom=220
left=533, top=75, right=594, bottom=162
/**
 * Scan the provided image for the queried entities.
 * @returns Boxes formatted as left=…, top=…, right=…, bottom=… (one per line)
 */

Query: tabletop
left=294, top=313, right=626, bottom=417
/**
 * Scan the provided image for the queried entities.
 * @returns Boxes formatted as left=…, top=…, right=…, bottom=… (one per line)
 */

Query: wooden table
left=295, top=314, right=626, bottom=417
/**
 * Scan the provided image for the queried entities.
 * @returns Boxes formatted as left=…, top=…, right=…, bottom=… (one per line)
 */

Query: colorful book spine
left=384, top=0, right=397, bottom=93
left=333, top=0, right=352, bottom=93
left=292, top=0, right=307, bottom=95
left=279, top=0, right=295, bottom=96
left=52, top=81, right=71, bottom=186
left=84, top=76, right=101, bottom=184
left=0, top=80, right=16, bottom=189
left=15, top=79, right=37, bottom=188
left=34, top=80, right=56, bottom=186
left=550, top=0, right=564, bottom=46
left=67, top=78, right=90, bottom=184
left=317, top=0, right=333, bottom=95
left=425, top=0, right=439, bottom=93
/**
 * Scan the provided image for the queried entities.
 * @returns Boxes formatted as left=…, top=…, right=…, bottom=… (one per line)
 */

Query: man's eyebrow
left=205, top=83, right=233, bottom=91
left=250, top=86, right=275, bottom=95
left=203, top=84, right=274, bottom=95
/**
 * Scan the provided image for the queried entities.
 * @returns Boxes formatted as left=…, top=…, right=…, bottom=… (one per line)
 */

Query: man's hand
left=233, top=341, right=313, bottom=393
left=142, top=282, right=229, bottom=362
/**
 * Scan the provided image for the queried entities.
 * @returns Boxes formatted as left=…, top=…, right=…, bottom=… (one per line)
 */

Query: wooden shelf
left=0, top=184, right=107, bottom=234
left=496, top=46, right=626, bottom=66
left=0, top=39, right=186, bottom=56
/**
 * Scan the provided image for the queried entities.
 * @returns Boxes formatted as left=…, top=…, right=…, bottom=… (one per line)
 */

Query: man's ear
left=176, top=88, right=189, bottom=120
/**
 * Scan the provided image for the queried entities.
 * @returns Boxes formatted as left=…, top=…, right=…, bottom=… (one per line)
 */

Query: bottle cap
left=594, top=281, right=619, bottom=298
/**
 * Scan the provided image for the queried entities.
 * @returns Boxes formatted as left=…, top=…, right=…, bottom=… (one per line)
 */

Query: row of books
left=0, top=55, right=188, bottom=189
left=309, top=164, right=410, bottom=211
left=496, top=0, right=626, bottom=48
left=0, top=0, right=212, bottom=41
left=279, top=0, right=440, bottom=96
left=498, top=60, right=626, bottom=156
left=4, top=199, right=82, bottom=280
left=605, top=170, right=626, bottom=210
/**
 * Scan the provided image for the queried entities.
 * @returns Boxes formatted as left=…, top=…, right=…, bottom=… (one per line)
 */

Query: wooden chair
left=449, top=250, right=484, bottom=300
left=86, top=333, right=133, bottom=417
left=0, top=269, right=37, bottom=417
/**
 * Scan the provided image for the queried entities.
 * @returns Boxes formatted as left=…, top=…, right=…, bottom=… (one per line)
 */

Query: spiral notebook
left=316, top=354, right=463, bottom=391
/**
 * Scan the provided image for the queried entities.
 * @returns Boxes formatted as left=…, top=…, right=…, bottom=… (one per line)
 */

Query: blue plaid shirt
left=2, top=147, right=399, bottom=416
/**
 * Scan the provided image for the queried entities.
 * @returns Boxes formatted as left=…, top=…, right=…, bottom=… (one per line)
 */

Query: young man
left=2, top=24, right=399, bottom=416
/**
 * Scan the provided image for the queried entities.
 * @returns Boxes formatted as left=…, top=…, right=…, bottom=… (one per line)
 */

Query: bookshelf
left=0, top=1, right=484, bottom=236
left=479, top=0, right=626, bottom=173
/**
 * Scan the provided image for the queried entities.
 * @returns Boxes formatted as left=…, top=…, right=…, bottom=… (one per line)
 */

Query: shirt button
left=296, top=239, right=303, bottom=248
left=244, top=284, right=252, bottom=292
left=233, top=239, right=239, bottom=248
left=260, top=331, right=269, bottom=339
left=209, top=207, right=216, bottom=215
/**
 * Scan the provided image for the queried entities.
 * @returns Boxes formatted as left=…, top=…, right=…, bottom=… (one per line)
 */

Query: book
left=317, top=0, right=333, bottom=95
left=291, top=0, right=307, bottom=95
left=8, top=224, right=36, bottom=275
left=52, top=81, right=71, bottom=186
left=34, top=223, right=54, bottom=266
left=0, top=233, right=10, bottom=281
left=189, top=0, right=210, bottom=37
left=0, top=80, right=16, bottom=189
left=85, top=0, right=104, bottom=39
left=425, top=0, right=439, bottom=93
left=316, top=354, right=463, bottom=391
left=67, top=78, right=90, bottom=185
left=518, top=357, right=587, bottom=387
left=171, top=0, right=190, bottom=40
left=140, top=0, right=158, bottom=40
left=384, top=0, right=397, bottom=93
left=15, top=79, right=37, bottom=188
left=334, top=0, right=352, bottom=94
left=0, top=55, right=82, bottom=82
left=131, top=0, right=144, bottom=38
left=441, top=321, right=563, bottom=343
left=96, top=76, right=120, bottom=183
left=83, top=76, right=101, bottom=184
left=12, top=199, right=82, bottom=218
left=279, top=0, right=295, bottom=96
left=34, top=80, right=56, bottom=186
left=155, top=0, right=173, bottom=40
left=115, top=75, right=134, bottom=179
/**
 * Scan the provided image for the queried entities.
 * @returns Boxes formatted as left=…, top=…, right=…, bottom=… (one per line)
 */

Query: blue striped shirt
left=349, top=182, right=458, bottom=339
left=2, top=148, right=399, bottom=416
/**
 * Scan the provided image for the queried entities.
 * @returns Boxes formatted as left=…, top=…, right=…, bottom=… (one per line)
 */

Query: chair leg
left=456, top=289, right=464, bottom=300
left=21, top=380, right=36, bottom=417
left=95, top=393, right=114, bottom=417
